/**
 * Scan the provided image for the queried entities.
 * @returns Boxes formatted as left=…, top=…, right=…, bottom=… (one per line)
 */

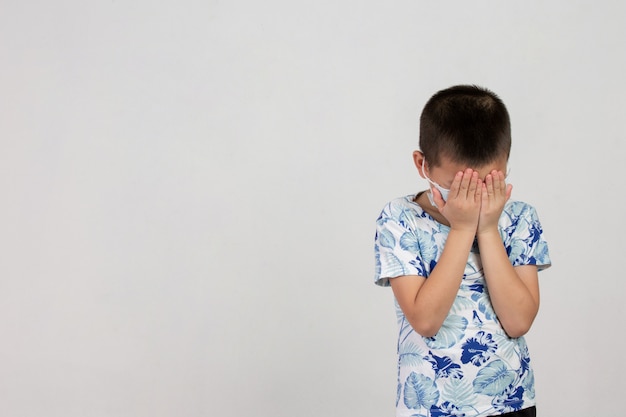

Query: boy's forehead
left=436, top=155, right=508, bottom=174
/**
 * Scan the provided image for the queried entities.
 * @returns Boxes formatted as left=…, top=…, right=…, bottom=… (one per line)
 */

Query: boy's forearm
left=477, top=229, right=539, bottom=338
left=409, top=228, right=475, bottom=336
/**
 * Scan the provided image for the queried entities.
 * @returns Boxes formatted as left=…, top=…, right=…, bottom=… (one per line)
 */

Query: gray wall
left=1, top=1, right=624, bottom=416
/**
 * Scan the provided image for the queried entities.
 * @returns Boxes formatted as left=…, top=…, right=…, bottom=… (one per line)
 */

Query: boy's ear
left=413, top=151, right=426, bottom=179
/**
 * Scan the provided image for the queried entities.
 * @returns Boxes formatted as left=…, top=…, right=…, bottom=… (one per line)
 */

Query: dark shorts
left=496, top=406, right=536, bottom=417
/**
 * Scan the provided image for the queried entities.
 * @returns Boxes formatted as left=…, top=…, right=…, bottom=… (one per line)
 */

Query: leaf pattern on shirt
left=374, top=196, right=551, bottom=415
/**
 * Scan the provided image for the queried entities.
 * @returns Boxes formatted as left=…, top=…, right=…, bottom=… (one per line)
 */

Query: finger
left=505, top=183, right=513, bottom=201
left=448, top=171, right=464, bottom=199
left=475, top=178, right=483, bottom=202
left=484, top=173, right=494, bottom=198
left=458, top=169, right=474, bottom=197
left=467, top=171, right=479, bottom=196
left=492, top=170, right=505, bottom=194
left=481, top=182, right=489, bottom=203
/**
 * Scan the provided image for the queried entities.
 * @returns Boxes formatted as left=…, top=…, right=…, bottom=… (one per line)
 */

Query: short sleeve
left=503, top=202, right=551, bottom=271
left=374, top=201, right=427, bottom=287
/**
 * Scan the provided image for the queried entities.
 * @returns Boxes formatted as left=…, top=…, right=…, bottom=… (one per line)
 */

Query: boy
left=374, top=85, right=551, bottom=417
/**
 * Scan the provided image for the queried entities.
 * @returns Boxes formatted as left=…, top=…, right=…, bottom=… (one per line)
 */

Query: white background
left=1, top=1, right=624, bottom=416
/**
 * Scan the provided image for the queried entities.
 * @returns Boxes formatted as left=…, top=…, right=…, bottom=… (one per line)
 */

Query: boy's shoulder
left=503, top=199, right=540, bottom=218
left=376, top=194, right=436, bottom=230
left=378, top=194, right=423, bottom=219
left=377, top=196, right=541, bottom=228
left=382, top=194, right=419, bottom=209
left=377, top=195, right=540, bottom=221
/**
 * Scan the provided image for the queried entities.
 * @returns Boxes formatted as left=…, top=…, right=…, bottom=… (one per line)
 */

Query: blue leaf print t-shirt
left=374, top=195, right=551, bottom=417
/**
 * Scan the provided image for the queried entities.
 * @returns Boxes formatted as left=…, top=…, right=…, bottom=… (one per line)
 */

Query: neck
left=414, top=191, right=450, bottom=226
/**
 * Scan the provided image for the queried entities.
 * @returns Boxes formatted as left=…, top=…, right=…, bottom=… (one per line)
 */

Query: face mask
left=422, top=159, right=450, bottom=207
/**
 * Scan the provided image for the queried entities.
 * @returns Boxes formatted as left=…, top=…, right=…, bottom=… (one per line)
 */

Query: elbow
left=407, top=317, right=442, bottom=338
left=502, top=318, right=535, bottom=339
left=419, top=329, right=440, bottom=338
left=499, top=305, right=539, bottom=338
left=504, top=327, right=530, bottom=339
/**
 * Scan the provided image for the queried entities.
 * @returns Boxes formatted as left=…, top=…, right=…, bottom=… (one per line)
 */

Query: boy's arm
left=477, top=171, right=539, bottom=338
left=390, top=228, right=476, bottom=337
left=391, top=169, right=482, bottom=338
left=476, top=230, right=540, bottom=338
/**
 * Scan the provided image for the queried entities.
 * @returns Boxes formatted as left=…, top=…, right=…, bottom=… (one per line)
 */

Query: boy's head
left=419, top=85, right=511, bottom=168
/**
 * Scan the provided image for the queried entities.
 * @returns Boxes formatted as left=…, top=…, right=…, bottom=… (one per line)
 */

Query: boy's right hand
left=431, top=169, right=482, bottom=233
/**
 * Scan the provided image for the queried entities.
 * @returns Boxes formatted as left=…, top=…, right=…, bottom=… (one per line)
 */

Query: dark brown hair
left=419, top=85, right=511, bottom=167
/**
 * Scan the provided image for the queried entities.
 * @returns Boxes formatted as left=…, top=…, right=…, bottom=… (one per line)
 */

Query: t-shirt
left=374, top=195, right=551, bottom=417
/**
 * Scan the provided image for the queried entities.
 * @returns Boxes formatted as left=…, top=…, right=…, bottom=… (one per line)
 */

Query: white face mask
left=422, top=158, right=450, bottom=207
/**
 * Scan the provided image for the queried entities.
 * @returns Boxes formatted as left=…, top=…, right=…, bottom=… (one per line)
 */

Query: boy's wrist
left=448, top=226, right=478, bottom=240
left=476, top=227, right=501, bottom=242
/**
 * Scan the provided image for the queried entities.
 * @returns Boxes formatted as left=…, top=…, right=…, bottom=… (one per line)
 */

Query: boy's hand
left=432, top=169, right=482, bottom=233
left=477, top=170, right=512, bottom=235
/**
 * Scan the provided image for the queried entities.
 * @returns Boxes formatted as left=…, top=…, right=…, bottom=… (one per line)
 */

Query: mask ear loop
left=421, top=158, right=450, bottom=190
left=421, top=158, right=437, bottom=207
left=421, top=158, right=452, bottom=207
left=421, top=158, right=435, bottom=185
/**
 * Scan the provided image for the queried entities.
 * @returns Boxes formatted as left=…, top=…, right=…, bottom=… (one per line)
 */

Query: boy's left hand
left=477, top=170, right=512, bottom=235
